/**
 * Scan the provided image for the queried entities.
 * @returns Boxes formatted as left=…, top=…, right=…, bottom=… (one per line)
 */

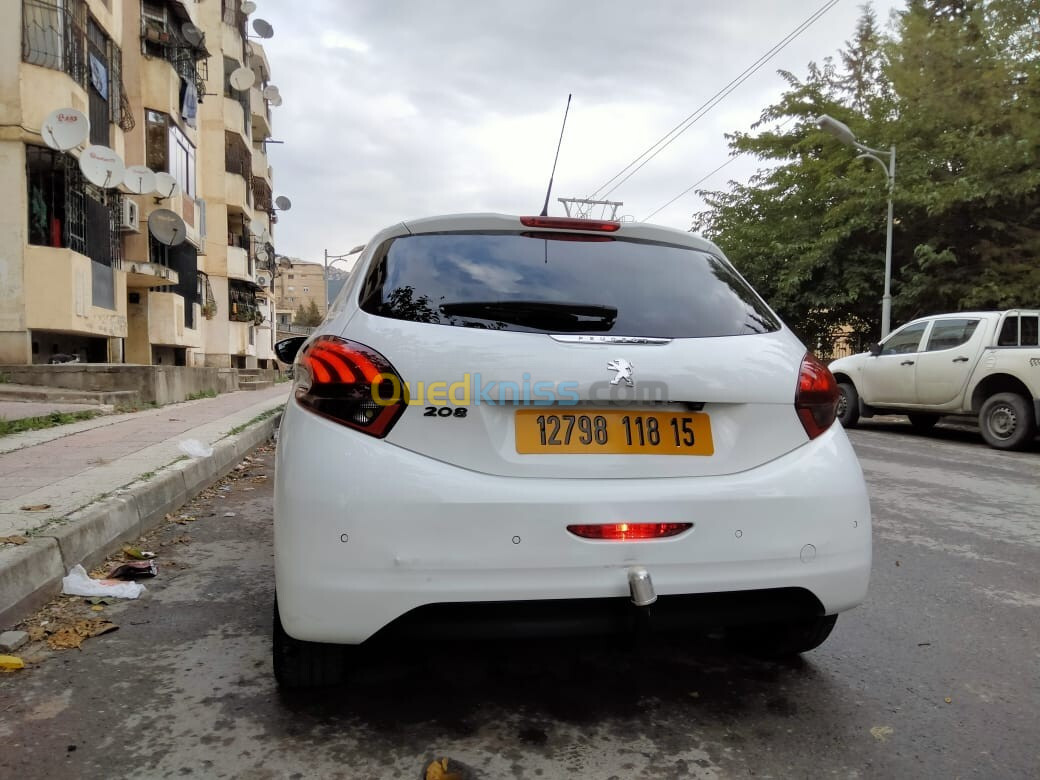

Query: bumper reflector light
left=567, top=522, right=692, bottom=540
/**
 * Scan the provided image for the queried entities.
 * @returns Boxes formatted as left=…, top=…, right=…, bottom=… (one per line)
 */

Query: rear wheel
left=273, top=598, right=351, bottom=688
left=836, top=382, right=860, bottom=428
left=907, top=413, right=940, bottom=432
left=979, top=392, right=1035, bottom=451
left=729, top=615, right=838, bottom=657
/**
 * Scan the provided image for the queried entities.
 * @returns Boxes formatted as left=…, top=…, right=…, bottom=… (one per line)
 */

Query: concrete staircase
left=237, top=368, right=274, bottom=391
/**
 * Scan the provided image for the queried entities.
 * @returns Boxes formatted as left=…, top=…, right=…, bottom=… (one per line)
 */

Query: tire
left=979, top=392, right=1035, bottom=451
left=907, top=413, right=940, bottom=432
left=836, top=382, right=860, bottom=428
left=273, top=598, right=350, bottom=688
left=729, top=615, right=838, bottom=658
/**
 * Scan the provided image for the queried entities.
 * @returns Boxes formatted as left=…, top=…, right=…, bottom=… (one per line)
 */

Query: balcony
left=227, top=245, right=251, bottom=281
left=250, top=86, right=272, bottom=139
left=148, top=291, right=200, bottom=348
left=125, top=262, right=179, bottom=288
left=251, top=145, right=271, bottom=182
left=23, top=245, right=127, bottom=337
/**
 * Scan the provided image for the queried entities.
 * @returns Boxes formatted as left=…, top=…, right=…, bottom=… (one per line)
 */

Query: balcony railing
left=224, top=130, right=251, bottom=179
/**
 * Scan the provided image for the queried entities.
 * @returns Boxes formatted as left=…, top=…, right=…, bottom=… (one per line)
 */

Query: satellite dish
left=148, top=208, right=188, bottom=247
left=79, top=145, right=126, bottom=188
left=274, top=195, right=292, bottom=211
left=42, top=108, right=90, bottom=151
left=123, top=165, right=156, bottom=195
left=181, top=22, right=204, bottom=47
left=255, top=248, right=270, bottom=263
left=240, top=0, right=257, bottom=13
left=252, top=18, right=274, bottom=38
left=262, top=84, right=280, bottom=101
left=229, top=66, right=255, bottom=91
left=269, top=94, right=283, bottom=107
left=154, top=172, right=179, bottom=199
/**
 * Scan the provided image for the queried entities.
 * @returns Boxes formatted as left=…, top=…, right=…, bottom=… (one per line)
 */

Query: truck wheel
left=273, top=598, right=351, bottom=688
left=979, top=393, right=1035, bottom=451
left=836, top=382, right=860, bottom=428
left=908, top=413, right=940, bottom=432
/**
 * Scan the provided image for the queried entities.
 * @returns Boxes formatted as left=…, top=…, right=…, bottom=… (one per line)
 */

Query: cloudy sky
left=256, top=0, right=904, bottom=265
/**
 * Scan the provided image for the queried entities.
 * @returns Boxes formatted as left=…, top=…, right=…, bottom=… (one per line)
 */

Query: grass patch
left=0, top=372, right=11, bottom=384
left=225, top=407, right=280, bottom=437
left=0, top=410, right=99, bottom=438
left=186, top=389, right=218, bottom=401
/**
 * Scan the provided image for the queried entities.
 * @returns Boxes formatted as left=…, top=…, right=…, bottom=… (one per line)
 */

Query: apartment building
left=0, top=0, right=281, bottom=368
left=273, top=259, right=326, bottom=328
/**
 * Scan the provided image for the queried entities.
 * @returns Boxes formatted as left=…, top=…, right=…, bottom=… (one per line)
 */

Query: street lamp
left=323, top=245, right=365, bottom=313
left=816, top=114, right=897, bottom=339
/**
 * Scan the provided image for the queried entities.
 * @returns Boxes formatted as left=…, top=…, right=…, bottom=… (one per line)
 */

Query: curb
left=0, top=411, right=282, bottom=629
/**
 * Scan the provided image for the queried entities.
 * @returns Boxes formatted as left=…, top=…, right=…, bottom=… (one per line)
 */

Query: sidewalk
left=0, top=384, right=289, bottom=627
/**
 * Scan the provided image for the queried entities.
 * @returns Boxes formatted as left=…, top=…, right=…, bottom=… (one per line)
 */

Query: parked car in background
left=829, top=310, right=1040, bottom=450
left=272, top=213, right=871, bottom=687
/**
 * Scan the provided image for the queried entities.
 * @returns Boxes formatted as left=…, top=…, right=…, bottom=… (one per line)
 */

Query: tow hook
left=627, top=566, right=657, bottom=607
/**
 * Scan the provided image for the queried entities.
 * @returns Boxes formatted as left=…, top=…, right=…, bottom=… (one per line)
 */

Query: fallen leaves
left=0, top=536, right=29, bottom=545
left=19, top=504, right=51, bottom=512
left=46, top=619, right=118, bottom=650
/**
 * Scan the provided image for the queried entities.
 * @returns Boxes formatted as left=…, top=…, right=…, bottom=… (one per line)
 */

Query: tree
left=293, top=300, right=324, bottom=326
left=694, top=1, right=1039, bottom=350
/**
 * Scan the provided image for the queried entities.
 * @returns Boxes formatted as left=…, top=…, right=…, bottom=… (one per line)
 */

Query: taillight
left=520, top=216, right=620, bottom=232
left=567, top=523, right=692, bottom=540
left=795, top=352, right=839, bottom=439
left=294, top=336, right=406, bottom=437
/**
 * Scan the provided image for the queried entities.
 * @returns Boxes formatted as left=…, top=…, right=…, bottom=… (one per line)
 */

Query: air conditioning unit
left=256, top=274, right=269, bottom=287
left=120, top=199, right=140, bottom=232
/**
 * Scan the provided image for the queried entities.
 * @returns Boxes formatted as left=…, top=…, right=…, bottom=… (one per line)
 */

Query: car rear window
left=358, top=232, right=780, bottom=338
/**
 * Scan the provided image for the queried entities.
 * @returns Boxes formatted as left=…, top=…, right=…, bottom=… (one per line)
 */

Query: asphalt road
left=1, top=423, right=1037, bottom=779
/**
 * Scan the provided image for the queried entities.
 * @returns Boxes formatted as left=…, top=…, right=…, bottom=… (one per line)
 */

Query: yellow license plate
left=515, top=409, right=714, bottom=455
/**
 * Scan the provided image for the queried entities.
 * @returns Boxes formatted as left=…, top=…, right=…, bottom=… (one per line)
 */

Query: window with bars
left=22, top=0, right=87, bottom=84
left=26, top=145, right=121, bottom=309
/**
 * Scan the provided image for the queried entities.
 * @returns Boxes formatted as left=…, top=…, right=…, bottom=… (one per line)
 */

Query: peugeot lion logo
left=607, top=358, right=634, bottom=386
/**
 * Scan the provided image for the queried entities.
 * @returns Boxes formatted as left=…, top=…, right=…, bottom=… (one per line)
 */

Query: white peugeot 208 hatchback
left=273, top=213, right=872, bottom=687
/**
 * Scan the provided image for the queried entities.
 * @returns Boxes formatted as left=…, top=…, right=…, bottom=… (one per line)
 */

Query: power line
left=642, top=117, right=796, bottom=222
left=587, top=0, right=841, bottom=202
left=642, top=157, right=741, bottom=222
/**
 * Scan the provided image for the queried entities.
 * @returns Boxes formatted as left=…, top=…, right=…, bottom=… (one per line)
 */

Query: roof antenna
left=539, top=94, right=572, bottom=217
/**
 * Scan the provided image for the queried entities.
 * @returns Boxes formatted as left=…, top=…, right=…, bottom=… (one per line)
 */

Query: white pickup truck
left=829, top=310, right=1040, bottom=450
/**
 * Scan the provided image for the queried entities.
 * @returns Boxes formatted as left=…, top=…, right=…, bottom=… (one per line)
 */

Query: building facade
left=0, top=0, right=281, bottom=368
left=273, top=259, right=326, bottom=329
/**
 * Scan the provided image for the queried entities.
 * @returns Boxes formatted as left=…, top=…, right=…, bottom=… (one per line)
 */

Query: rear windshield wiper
left=438, top=300, right=618, bottom=332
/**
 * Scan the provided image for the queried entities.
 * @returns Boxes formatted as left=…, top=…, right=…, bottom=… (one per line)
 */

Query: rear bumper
left=275, top=402, right=872, bottom=644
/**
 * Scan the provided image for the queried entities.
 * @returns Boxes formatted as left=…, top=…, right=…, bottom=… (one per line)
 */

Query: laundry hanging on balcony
left=89, top=53, right=108, bottom=100
left=181, top=78, right=198, bottom=129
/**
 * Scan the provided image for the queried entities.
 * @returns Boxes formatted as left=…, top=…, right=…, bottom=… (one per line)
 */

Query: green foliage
left=293, top=299, right=324, bottom=327
left=694, top=0, right=1040, bottom=349
left=0, top=410, right=99, bottom=438
left=186, top=389, right=218, bottom=401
